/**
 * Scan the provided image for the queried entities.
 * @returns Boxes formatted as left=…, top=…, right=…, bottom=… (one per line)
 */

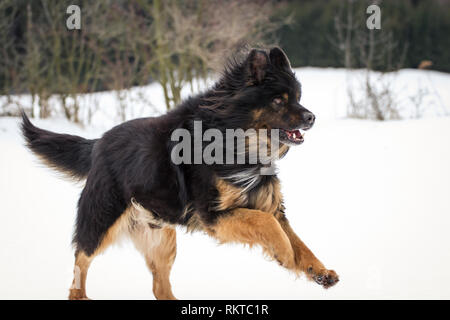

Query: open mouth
left=279, top=128, right=305, bottom=145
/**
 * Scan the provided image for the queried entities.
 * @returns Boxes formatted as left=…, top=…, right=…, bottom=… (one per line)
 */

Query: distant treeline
left=0, top=0, right=281, bottom=118
left=1, top=0, right=449, bottom=106
left=276, top=0, right=450, bottom=72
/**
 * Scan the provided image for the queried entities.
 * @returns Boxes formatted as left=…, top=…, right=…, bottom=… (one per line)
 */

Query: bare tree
left=333, top=0, right=409, bottom=121
left=25, top=1, right=106, bottom=123
left=331, top=0, right=358, bottom=69
left=0, top=0, right=24, bottom=116
left=1, top=0, right=286, bottom=122
left=135, top=0, right=285, bottom=110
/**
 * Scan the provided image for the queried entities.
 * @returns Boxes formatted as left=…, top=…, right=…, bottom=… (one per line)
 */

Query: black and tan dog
left=21, top=47, right=338, bottom=300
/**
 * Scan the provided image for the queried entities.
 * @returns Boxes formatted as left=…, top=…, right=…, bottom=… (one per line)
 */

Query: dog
left=21, top=47, right=339, bottom=300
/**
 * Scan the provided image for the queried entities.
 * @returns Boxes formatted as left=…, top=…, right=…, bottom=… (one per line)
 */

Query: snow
left=1, top=68, right=450, bottom=299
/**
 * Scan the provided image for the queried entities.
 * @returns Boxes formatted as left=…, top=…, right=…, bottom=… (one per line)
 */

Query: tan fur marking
left=69, top=251, right=92, bottom=300
left=130, top=198, right=168, bottom=228
left=278, top=217, right=323, bottom=272
left=248, top=178, right=282, bottom=214
left=208, top=208, right=296, bottom=270
left=185, top=212, right=205, bottom=233
left=215, top=178, right=248, bottom=211
left=131, top=226, right=177, bottom=300
left=274, top=213, right=338, bottom=284
left=249, top=109, right=292, bottom=158
left=69, top=204, right=178, bottom=300
left=69, top=211, right=133, bottom=300
left=282, top=93, right=289, bottom=101
left=94, top=210, right=132, bottom=256
left=252, top=109, right=264, bottom=121
left=278, top=144, right=289, bottom=157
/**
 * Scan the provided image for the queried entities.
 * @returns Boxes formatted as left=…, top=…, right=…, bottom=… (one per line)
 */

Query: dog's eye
left=273, top=97, right=283, bottom=105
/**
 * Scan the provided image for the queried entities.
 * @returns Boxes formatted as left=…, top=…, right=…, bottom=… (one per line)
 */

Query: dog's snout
left=305, top=112, right=315, bottom=125
left=302, top=111, right=315, bottom=128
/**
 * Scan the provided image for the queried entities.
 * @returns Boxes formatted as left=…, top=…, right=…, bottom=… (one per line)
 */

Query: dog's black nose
left=304, top=112, right=315, bottom=126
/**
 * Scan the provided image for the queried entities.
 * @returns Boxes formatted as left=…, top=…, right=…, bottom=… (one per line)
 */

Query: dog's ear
left=246, top=49, right=269, bottom=84
left=269, top=47, right=291, bottom=71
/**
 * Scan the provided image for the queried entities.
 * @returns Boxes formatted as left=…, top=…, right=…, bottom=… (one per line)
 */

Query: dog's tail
left=21, top=110, right=97, bottom=180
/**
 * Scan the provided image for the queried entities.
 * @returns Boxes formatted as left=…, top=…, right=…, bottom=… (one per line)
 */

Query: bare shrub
left=332, top=0, right=410, bottom=121
left=347, top=71, right=400, bottom=120
left=134, top=0, right=286, bottom=110
left=1, top=1, right=286, bottom=122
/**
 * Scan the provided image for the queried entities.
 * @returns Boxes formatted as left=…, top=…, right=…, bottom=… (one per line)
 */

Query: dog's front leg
left=275, top=212, right=339, bottom=288
left=208, top=208, right=296, bottom=270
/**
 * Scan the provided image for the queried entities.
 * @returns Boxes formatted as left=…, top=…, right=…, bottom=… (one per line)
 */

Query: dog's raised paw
left=307, top=267, right=339, bottom=289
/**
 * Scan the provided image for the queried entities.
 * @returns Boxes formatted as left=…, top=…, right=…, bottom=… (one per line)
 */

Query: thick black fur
left=21, top=47, right=315, bottom=256
left=21, top=112, right=97, bottom=180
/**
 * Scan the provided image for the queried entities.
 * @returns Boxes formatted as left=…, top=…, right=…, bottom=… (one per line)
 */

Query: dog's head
left=218, top=47, right=315, bottom=146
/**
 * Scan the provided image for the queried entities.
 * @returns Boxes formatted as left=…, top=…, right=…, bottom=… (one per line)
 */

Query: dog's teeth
left=293, top=133, right=296, bottom=139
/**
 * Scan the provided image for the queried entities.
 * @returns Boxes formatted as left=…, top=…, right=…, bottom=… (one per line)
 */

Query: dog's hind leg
left=69, top=210, right=131, bottom=300
left=130, top=225, right=177, bottom=300
left=69, top=250, right=93, bottom=300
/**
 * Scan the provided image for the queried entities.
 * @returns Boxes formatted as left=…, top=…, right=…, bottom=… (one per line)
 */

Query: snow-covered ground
left=1, top=68, right=450, bottom=299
